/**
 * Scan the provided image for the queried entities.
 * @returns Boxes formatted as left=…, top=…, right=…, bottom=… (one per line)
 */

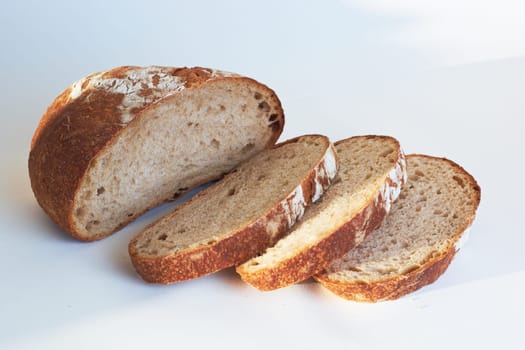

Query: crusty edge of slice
left=236, top=136, right=407, bottom=291
left=314, top=154, right=481, bottom=302
left=128, top=136, right=338, bottom=284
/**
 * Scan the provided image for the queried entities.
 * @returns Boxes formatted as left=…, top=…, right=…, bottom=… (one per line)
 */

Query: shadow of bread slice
left=314, top=155, right=481, bottom=302
left=29, top=66, right=284, bottom=241
left=128, top=135, right=338, bottom=284
left=236, top=135, right=407, bottom=290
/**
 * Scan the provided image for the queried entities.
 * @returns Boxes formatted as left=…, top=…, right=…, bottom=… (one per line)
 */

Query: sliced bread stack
left=236, top=136, right=406, bottom=290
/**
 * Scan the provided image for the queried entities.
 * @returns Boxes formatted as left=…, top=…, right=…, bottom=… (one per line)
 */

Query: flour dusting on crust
left=67, top=66, right=236, bottom=124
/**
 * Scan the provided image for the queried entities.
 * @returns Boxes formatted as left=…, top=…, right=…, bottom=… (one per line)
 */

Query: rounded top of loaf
left=30, top=66, right=242, bottom=149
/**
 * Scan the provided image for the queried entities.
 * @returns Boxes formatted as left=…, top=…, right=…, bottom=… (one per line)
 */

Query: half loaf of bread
left=29, top=66, right=284, bottom=241
left=128, top=135, right=338, bottom=284
left=236, top=135, right=407, bottom=290
left=314, top=155, right=481, bottom=302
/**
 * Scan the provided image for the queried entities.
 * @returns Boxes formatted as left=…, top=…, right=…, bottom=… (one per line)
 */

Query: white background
left=1, top=1, right=524, bottom=349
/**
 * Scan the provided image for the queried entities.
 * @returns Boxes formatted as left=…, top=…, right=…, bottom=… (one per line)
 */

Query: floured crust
left=128, top=136, right=338, bottom=284
left=236, top=136, right=407, bottom=291
left=28, top=66, right=284, bottom=241
left=314, top=155, right=481, bottom=302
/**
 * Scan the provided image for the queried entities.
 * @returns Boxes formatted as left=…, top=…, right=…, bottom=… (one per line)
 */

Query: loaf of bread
left=28, top=66, right=284, bottom=241
left=129, top=135, right=338, bottom=284
left=236, top=136, right=407, bottom=290
left=315, top=155, right=481, bottom=302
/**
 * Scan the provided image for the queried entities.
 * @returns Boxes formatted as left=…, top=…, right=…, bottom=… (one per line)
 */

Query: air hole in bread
left=178, top=228, right=186, bottom=234
left=346, top=266, right=362, bottom=272
left=158, top=234, right=168, bottom=241
left=268, top=114, right=279, bottom=122
left=96, top=187, right=105, bottom=196
left=257, top=174, right=266, bottom=181
left=172, top=187, right=188, bottom=199
left=269, top=120, right=281, bottom=131
left=415, top=205, right=421, bottom=212
left=258, top=101, right=270, bottom=112
left=453, top=175, right=465, bottom=188
left=415, top=169, right=425, bottom=177
left=332, top=176, right=342, bottom=185
left=228, top=188, right=236, bottom=196
left=254, top=92, right=262, bottom=100
left=187, top=122, right=193, bottom=127
left=75, top=207, right=85, bottom=218
left=434, top=209, right=443, bottom=215
left=85, top=220, right=100, bottom=231
left=242, top=142, right=255, bottom=153
left=219, top=104, right=226, bottom=111
left=211, top=139, right=220, bottom=149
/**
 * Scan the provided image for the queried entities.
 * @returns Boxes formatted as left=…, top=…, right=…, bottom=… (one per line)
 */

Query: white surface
left=1, top=1, right=524, bottom=349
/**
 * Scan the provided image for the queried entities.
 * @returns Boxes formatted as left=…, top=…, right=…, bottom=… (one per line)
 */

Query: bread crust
left=128, top=136, right=338, bottom=284
left=28, top=66, right=284, bottom=241
left=314, top=154, right=481, bottom=302
left=236, top=136, right=407, bottom=290
left=315, top=245, right=457, bottom=302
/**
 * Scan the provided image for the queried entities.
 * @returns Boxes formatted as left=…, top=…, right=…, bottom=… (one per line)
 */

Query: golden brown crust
left=28, top=66, right=284, bottom=241
left=315, top=247, right=457, bottom=302
left=128, top=136, right=337, bottom=284
left=314, top=154, right=481, bottom=302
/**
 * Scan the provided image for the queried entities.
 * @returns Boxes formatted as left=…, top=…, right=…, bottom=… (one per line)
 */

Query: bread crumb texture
left=315, top=155, right=481, bottom=302
left=128, top=135, right=337, bottom=283
left=237, top=135, right=407, bottom=290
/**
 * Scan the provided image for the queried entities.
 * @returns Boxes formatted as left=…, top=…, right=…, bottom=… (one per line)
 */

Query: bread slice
left=28, top=66, right=284, bottom=241
left=314, top=155, right=481, bottom=302
left=236, top=136, right=407, bottom=291
left=128, top=135, right=338, bottom=284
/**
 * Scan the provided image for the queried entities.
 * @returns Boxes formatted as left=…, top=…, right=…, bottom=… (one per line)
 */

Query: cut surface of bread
left=128, top=135, right=338, bottom=284
left=315, top=155, right=481, bottom=302
left=28, top=66, right=284, bottom=241
left=236, top=136, right=407, bottom=291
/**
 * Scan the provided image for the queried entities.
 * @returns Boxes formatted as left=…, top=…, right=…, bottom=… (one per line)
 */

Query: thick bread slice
left=315, top=155, right=481, bottom=302
left=28, top=66, right=284, bottom=241
left=236, top=136, right=407, bottom=291
left=128, top=135, right=338, bottom=284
